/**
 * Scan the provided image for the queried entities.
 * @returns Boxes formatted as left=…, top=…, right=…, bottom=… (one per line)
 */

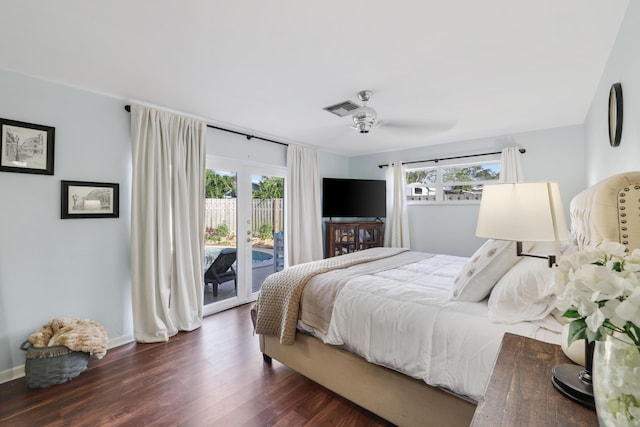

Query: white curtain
left=130, top=105, right=206, bottom=343
left=500, top=147, right=524, bottom=183
left=383, top=161, right=411, bottom=248
left=286, top=144, right=323, bottom=265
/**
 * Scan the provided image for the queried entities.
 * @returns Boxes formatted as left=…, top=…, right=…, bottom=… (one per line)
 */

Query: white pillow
left=487, top=241, right=559, bottom=324
left=450, top=239, right=529, bottom=302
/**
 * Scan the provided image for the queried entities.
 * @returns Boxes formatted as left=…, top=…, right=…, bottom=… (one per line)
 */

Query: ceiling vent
left=323, top=100, right=361, bottom=117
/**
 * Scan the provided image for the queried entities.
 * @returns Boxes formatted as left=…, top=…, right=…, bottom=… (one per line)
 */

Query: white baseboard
left=0, top=365, right=25, bottom=385
left=0, top=334, right=135, bottom=385
left=108, top=334, right=135, bottom=349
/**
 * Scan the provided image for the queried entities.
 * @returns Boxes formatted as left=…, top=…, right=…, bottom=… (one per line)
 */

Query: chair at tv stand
left=326, top=221, right=384, bottom=258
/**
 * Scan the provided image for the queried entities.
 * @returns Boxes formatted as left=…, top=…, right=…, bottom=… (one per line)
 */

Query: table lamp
left=476, top=181, right=569, bottom=266
left=475, top=181, right=594, bottom=407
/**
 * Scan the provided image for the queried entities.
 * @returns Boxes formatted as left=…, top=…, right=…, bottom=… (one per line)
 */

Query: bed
left=254, top=171, right=640, bottom=427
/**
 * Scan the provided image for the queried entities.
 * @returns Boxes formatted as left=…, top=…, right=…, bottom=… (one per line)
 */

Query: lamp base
left=551, top=364, right=595, bottom=409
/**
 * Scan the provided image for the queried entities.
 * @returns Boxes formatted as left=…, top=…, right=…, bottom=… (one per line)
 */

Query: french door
left=203, top=158, right=285, bottom=316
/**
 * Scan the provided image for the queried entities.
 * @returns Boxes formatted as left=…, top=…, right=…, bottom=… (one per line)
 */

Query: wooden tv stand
left=325, top=221, right=384, bottom=258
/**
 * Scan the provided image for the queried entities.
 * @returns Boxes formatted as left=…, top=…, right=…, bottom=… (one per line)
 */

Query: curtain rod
left=377, top=148, right=526, bottom=168
left=124, top=105, right=288, bottom=147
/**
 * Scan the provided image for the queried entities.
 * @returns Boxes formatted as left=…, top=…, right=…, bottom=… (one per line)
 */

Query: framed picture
left=61, top=181, right=120, bottom=219
left=0, top=118, right=55, bottom=175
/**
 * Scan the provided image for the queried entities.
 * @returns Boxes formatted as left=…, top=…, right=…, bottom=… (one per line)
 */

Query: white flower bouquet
left=554, top=242, right=640, bottom=347
left=554, top=242, right=640, bottom=426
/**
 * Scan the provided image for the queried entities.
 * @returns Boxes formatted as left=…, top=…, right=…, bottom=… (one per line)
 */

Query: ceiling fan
left=323, top=90, right=379, bottom=134
left=323, top=90, right=454, bottom=136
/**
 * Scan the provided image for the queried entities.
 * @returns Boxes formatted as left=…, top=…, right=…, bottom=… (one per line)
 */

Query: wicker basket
left=20, top=341, right=90, bottom=389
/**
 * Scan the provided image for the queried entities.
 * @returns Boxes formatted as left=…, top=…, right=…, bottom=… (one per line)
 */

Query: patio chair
left=204, top=248, right=237, bottom=297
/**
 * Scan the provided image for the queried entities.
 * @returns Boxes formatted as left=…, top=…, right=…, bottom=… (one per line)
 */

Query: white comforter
left=303, top=254, right=561, bottom=402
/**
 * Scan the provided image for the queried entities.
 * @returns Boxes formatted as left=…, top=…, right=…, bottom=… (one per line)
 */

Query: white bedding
left=298, top=253, right=562, bottom=402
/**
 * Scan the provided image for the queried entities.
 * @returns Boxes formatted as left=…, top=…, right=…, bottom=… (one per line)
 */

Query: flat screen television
left=322, top=178, right=386, bottom=218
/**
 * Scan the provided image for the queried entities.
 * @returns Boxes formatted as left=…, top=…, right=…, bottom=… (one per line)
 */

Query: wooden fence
left=204, top=198, right=283, bottom=235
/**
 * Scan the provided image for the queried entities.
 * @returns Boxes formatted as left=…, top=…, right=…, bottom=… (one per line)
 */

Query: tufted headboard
left=569, top=171, right=640, bottom=252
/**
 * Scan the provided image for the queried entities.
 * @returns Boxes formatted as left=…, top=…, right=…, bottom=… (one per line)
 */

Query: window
left=406, top=160, right=500, bottom=204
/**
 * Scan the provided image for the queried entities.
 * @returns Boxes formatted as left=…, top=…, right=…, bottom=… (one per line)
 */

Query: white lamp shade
left=476, top=182, right=569, bottom=242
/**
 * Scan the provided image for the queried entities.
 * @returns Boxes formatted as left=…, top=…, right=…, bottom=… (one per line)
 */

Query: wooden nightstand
left=471, top=333, right=598, bottom=426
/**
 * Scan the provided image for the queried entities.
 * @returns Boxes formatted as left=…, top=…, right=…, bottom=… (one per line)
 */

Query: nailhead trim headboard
left=617, top=184, right=640, bottom=252
left=570, top=171, right=640, bottom=252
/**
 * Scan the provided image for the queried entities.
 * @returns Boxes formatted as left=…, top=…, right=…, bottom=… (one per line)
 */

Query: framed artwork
left=61, top=181, right=120, bottom=219
left=0, top=118, right=55, bottom=175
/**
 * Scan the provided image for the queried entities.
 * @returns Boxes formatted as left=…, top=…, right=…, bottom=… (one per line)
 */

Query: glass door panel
left=202, top=159, right=286, bottom=316
left=203, top=169, right=238, bottom=306
left=250, top=174, right=285, bottom=296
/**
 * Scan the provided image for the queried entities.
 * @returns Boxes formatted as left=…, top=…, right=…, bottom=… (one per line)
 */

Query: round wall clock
left=608, top=82, right=623, bottom=147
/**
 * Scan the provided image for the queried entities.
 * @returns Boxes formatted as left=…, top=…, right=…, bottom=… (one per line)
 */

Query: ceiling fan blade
left=376, top=118, right=456, bottom=133
left=323, top=90, right=455, bottom=137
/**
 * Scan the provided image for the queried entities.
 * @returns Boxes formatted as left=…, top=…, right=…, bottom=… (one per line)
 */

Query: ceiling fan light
left=355, top=105, right=377, bottom=120
left=352, top=106, right=377, bottom=133
left=355, top=121, right=370, bottom=133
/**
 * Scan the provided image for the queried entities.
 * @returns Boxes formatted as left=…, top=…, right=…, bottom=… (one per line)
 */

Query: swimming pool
left=204, top=246, right=273, bottom=266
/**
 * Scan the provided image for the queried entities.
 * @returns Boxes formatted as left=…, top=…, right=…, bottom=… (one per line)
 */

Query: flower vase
left=593, top=334, right=640, bottom=427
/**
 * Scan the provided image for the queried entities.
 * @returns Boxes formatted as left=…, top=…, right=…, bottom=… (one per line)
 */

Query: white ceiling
left=0, top=1, right=629, bottom=156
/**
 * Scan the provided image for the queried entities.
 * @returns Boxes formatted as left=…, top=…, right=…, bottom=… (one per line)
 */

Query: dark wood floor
left=0, top=304, right=392, bottom=426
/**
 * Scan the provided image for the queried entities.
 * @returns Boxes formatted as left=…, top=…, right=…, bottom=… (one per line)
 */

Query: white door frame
left=203, top=156, right=285, bottom=317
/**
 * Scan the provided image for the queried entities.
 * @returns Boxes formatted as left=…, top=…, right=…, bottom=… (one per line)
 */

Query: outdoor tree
left=253, top=176, right=284, bottom=199
left=406, top=165, right=499, bottom=191
left=443, top=165, right=499, bottom=191
left=406, top=169, right=437, bottom=185
left=442, top=165, right=499, bottom=182
left=205, top=170, right=236, bottom=198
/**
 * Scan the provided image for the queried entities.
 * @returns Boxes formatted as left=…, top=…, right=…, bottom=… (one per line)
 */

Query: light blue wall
left=348, top=125, right=586, bottom=256
left=205, top=126, right=348, bottom=177
left=206, top=128, right=287, bottom=167
left=0, top=70, right=132, bottom=376
left=0, top=69, right=349, bottom=379
left=319, top=151, right=350, bottom=178
left=1, top=0, right=636, bottom=376
left=584, top=0, right=640, bottom=182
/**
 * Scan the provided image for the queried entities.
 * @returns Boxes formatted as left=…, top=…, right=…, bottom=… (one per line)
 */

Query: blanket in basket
left=254, top=247, right=408, bottom=345
left=28, top=318, right=108, bottom=359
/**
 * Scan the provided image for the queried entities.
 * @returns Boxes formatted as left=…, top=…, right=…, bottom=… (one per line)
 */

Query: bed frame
left=259, top=171, right=640, bottom=427
left=259, top=333, right=475, bottom=426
